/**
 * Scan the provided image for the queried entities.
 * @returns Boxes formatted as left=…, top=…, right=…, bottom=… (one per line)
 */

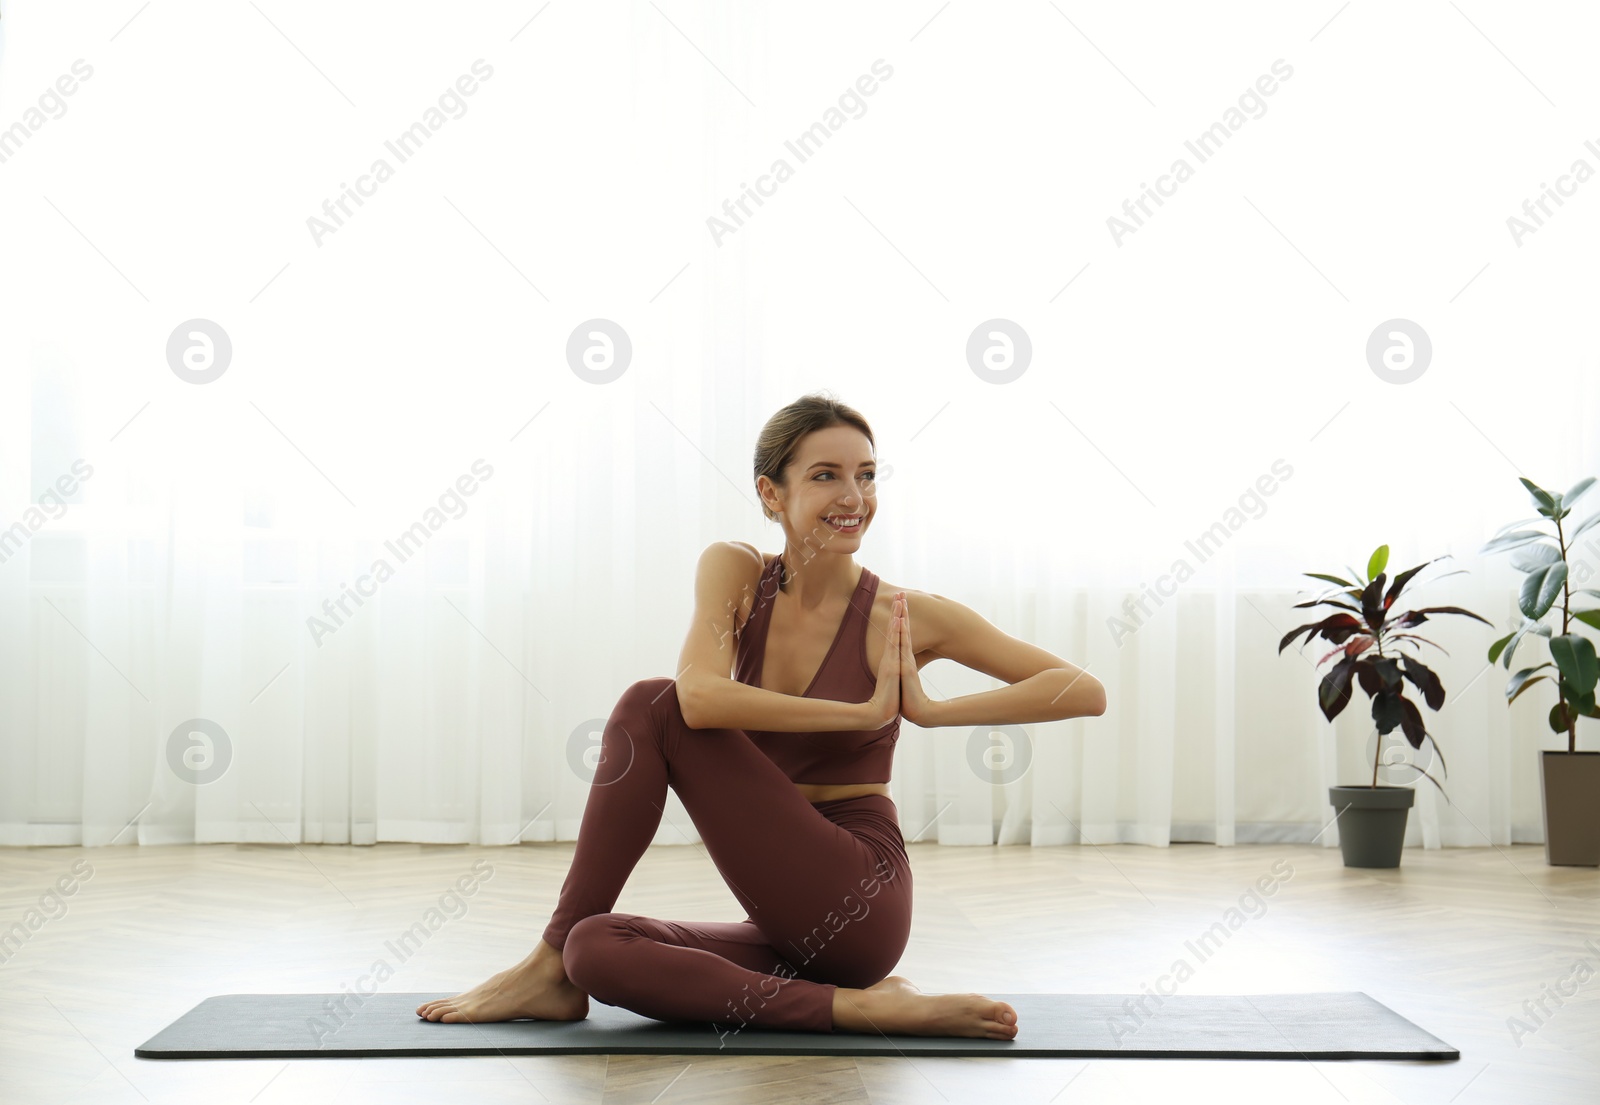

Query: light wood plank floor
left=1, top=838, right=1596, bottom=1104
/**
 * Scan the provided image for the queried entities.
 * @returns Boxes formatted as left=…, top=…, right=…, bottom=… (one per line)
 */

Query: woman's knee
left=829, top=953, right=904, bottom=991
left=619, top=676, right=678, bottom=721
left=820, top=920, right=912, bottom=990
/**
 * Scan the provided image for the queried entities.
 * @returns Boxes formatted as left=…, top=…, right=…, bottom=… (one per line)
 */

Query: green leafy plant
left=1480, top=476, right=1600, bottom=752
left=1278, top=543, right=1493, bottom=796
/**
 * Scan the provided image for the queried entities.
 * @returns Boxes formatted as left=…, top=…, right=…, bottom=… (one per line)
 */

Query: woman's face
left=763, top=425, right=877, bottom=551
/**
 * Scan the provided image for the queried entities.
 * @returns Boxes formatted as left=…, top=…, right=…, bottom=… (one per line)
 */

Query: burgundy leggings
left=542, top=676, right=912, bottom=1035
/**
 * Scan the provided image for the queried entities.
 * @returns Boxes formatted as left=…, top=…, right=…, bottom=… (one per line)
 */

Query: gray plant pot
left=1328, top=785, right=1415, bottom=868
left=1539, top=751, right=1600, bottom=867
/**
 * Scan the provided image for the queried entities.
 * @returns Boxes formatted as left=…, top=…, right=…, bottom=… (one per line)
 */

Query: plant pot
left=1328, top=785, right=1415, bottom=868
left=1539, top=751, right=1600, bottom=867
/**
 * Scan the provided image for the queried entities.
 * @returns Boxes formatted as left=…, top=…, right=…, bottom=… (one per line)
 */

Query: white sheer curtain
left=3, top=2, right=1596, bottom=852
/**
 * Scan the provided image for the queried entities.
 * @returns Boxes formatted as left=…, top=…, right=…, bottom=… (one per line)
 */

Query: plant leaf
left=1549, top=634, right=1599, bottom=697
left=1355, top=659, right=1380, bottom=697
left=1519, top=563, right=1568, bottom=620
left=1571, top=511, right=1600, bottom=541
left=1400, top=655, right=1445, bottom=710
left=1367, top=545, right=1390, bottom=581
left=1400, top=605, right=1496, bottom=629
left=1384, top=558, right=1440, bottom=611
left=1278, top=612, right=1364, bottom=654
left=1297, top=583, right=1365, bottom=607
left=1510, top=542, right=1563, bottom=573
left=1492, top=516, right=1546, bottom=539
left=1509, top=674, right=1549, bottom=705
left=1549, top=700, right=1572, bottom=734
left=1507, top=664, right=1553, bottom=703
left=1426, top=730, right=1448, bottom=777
left=1397, top=695, right=1428, bottom=748
left=1481, top=530, right=1554, bottom=556
left=1573, top=609, right=1600, bottom=632
left=1507, top=619, right=1555, bottom=666
left=1320, top=636, right=1374, bottom=667
left=1403, top=761, right=1452, bottom=804
left=1503, top=627, right=1527, bottom=670
left=1294, top=597, right=1364, bottom=614
left=1564, top=476, right=1596, bottom=508
left=1304, top=572, right=1356, bottom=589
left=1521, top=477, right=1555, bottom=512
left=1388, top=632, right=1449, bottom=655
left=1376, top=658, right=1404, bottom=690
left=1488, top=631, right=1515, bottom=664
left=1318, top=656, right=1358, bottom=721
left=1362, top=574, right=1388, bottom=632
left=1371, top=689, right=1404, bottom=734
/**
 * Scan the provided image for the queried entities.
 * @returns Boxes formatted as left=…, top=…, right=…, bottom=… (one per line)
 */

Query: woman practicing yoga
left=416, top=393, right=1107, bottom=1038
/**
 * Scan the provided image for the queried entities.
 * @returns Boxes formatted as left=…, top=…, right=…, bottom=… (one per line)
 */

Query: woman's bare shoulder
left=726, top=540, right=772, bottom=572
left=717, top=541, right=771, bottom=635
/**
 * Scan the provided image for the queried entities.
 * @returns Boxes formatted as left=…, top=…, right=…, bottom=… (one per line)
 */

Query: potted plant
left=1480, top=476, right=1600, bottom=867
left=1278, top=544, right=1492, bottom=868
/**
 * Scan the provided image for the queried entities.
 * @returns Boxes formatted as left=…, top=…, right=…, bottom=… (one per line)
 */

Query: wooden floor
left=1, top=837, right=1596, bottom=1105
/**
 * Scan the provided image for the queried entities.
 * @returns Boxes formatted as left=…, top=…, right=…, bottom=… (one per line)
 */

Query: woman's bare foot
left=833, top=978, right=1018, bottom=1039
left=415, top=940, right=589, bottom=1024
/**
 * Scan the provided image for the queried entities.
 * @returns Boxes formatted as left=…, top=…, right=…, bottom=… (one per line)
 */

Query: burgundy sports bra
left=732, top=551, right=900, bottom=784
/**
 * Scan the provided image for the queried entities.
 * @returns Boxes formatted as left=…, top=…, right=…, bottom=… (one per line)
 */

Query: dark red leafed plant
left=1277, top=543, right=1493, bottom=798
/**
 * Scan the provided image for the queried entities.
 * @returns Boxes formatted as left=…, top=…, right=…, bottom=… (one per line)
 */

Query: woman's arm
left=919, top=664, right=1104, bottom=727
left=904, top=591, right=1107, bottom=727
left=673, top=542, right=874, bottom=733
left=680, top=672, right=873, bottom=733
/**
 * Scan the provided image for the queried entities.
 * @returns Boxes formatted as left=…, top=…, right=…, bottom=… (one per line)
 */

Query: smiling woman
left=676, top=392, right=1107, bottom=745
left=751, top=396, right=880, bottom=558
left=418, top=391, right=1078, bottom=1040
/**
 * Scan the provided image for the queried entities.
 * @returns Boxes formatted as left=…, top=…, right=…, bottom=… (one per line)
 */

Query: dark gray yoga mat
left=135, top=991, right=1458, bottom=1060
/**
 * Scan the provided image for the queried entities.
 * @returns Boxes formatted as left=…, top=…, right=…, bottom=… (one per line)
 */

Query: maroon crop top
left=731, top=551, right=900, bottom=784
